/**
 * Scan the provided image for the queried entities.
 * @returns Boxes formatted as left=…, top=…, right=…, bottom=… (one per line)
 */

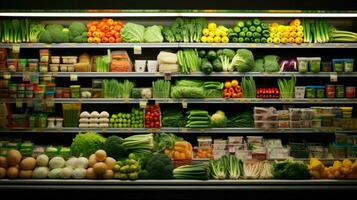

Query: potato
left=19, top=170, right=33, bottom=179
left=7, top=150, right=22, bottom=166
left=95, top=150, right=107, bottom=162
left=7, top=167, right=19, bottom=179
left=0, top=156, right=8, bottom=168
left=20, top=157, right=37, bottom=170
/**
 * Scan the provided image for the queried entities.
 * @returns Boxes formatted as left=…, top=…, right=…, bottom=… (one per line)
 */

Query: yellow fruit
left=341, top=167, right=351, bottom=175
left=333, top=161, right=342, bottom=171
left=201, top=36, right=207, bottom=43
left=214, top=36, right=222, bottom=43
left=231, top=80, right=239, bottom=87
left=270, top=33, right=276, bottom=38
left=295, top=37, right=303, bottom=44
left=207, top=36, right=214, bottom=43
left=351, top=160, right=357, bottom=171
left=271, top=23, right=279, bottom=28
left=209, top=31, right=215, bottom=37
left=293, top=19, right=301, bottom=26
left=297, top=25, right=304, bottom=31
left=288, top=37, right=295, bottom=43
left=327, top=173, right=335, bottom=179
left=283, top=31, right=290, bottom=38
left=267, top=38, right=273, bottom=43
left=273, top=37, right=280, bottom=44
left=221, top=36, right=229, bottom=43
left=290, top=32, right=297, bottom=38
left=270, top=27, right=278, bottom=33
left=334, top=170, right=341, bottom=179
left=202, top=28, right=210, bottom=36
left=221, top=31, right=228, bottom=37
left=342, top=159, right=352, bottom=168
left=278, top=25, right=285, bottom=32
left=310, top=170, right=321, bottom=179
left=309, top=158, right=324, bottom=171
left=218, top=25, right=228, bottom=32
left=290, top=25, right=297, bottom=32
left=208, top=23, right=217, bottom=31
left=276, top=32, right=282, bottom=38
left=281, top=37, right=288, bottom=43
left=297, top=31, right=304, bottom=38
left=215, top=29, right=222, bottom=37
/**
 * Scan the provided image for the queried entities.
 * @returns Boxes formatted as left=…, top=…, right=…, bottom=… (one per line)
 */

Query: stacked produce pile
left=201, top=22, right=229, bottom=43
left=144, top=105, right=161, bottom=128
left=79, top=111, right=109, bottom=128
left=157, top=51, right=179, bottom=73
left=309, top=158, right=357, bottom=179
left=223, top=79, right=242, bottom=98
left=228, top=19, right=270, bottom=43
left=162, top=18, right=207, bottom=43
left=152, top=79, right=171, bottom=98
left=161, top=108, right=186, bottom=127
left=241, top=76, right=256, bottom=98
left=177, top=49, right=201, bottom=73
left=268, top=19, right=303, bottom=44
left=186, top=110, right=211, bottom=128
left=278, top=75, right=296, bottom=98
left=109, top=107, right=144, bottom=128
left=170, top=80, right=205, bottom=98
left=102, top=79, right=135, bottom=98
left=228, top=111, right=254, bottom=128
left=86, top=19, right=124, bottom=43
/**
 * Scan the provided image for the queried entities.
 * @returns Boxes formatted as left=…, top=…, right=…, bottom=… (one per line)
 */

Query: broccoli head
left=39, top=30, right=52, bottom=43
left=69, top=22, right=87, bottom=37
left=48, top=28, right=65, bottom=43
left=145, top=153, right=173, bottom=179
left=73, top=35, right=87, bottom=43
left=103, top=135, right=128, bottom=160
left=62, top=28, right=70, bottom=43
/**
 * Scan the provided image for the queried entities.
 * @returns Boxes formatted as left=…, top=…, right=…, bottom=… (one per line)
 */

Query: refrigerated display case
left=0, top=7, right=357, bottom=194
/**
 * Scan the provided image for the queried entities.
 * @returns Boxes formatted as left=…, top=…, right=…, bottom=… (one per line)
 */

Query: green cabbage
left=121, top=22, right=145, bottom=43
left=210, top=110, right=228, bottom=127
left=264, top=55, right=280, bottom=72
left=144, top=25, right=164, bottom=43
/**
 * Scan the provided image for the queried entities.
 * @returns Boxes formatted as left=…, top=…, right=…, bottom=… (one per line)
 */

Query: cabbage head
left=210, top=110, right=228, bottom=127
left=121, top=22, right=145, bottom=43
left=144, top=25, right=164, bottom=43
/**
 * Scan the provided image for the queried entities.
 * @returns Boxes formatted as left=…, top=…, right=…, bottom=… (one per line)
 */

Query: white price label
left=139, top=101, right=147, bottom=108
left=164, top=72, right=172, bottom=80
left=23, top=72, right=31, bottom=82
left=12, top=44, right=20, bottom=54
left=181, top=100, right=188, bottom=108
left=133, top=46, right=142, bottom=55
left=70, top=74, right=78, bottom=81
left=330, top=73, right=338, bottom=82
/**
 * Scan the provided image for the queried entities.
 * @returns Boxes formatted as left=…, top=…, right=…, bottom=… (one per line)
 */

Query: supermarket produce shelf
left=0, top=179, right=356, bottom=190
left=0, top=128, right=355, bottom=134
left=1, top=12, right=357, bottom=18
left=8, top=72, right=357, bottom=78
left=1, top=43, right=357, bottom=49
left=2, top=98, right=357, bottom=104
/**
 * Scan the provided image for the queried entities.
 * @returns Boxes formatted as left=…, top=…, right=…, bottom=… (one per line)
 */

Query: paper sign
left=12, top=44, right=20, bottom=54
left=181, top=100, right=188, bottom=108
left=133, top=46, right=142, bottom=55
left=164, top=72, right=172, bottom=80
left=70, top=74, right=78, bottom=81
left=139, top=101, right=147, bottom=108
left=330, top=73, right=338, bottom=82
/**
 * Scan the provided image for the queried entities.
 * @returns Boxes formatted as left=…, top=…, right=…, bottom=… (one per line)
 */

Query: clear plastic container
left=345, top=86, right=356, bottom=98
left=134, top=60, right=147, bottom=72
left=255, top=121, right=278, bottom=129
left=39, top=62, right=48, bottom=72
left=316, top=86, right=325, bottom=98
left=39, top=49, right=50, bottom=62
left=312, top=119, right=321, bottom=128
left=290, top=121, right=301, bottom=128
left=301, top=109, right=315, bottom=120
left=147, top=60, right=158, bottom=72
left=325, top=84, right=335, bottom=98
left=277, top=110, right=289, bottom=120
left=297, top=57, right=309, bottom=73
left=60, top=64, right=68, bottom=72
left=50, top=56, right=61, bottom=64
left=289, top=108, right=301, bottom=121
left=18, top=59, right=28, bottom=72
left=7, top=59, right=18, bottom=72
left=335, top=85, right=345, bottom=98
left=332, top=59, right=344, bottom=72
left=28, top=59, right=39, bottom=72
left=49, top=64, right=59, bottom=72
left=300, top=120, right=312, bottom=128
left=309, top=57, right=321, bottom=73
left=344, top=59, right=354, bottom=72
left=333, top=144, right=346, bottom=159
left=294, top=86, right=305, bottom=99
left=278, top=120, right=290, bottom=128
left=62, top=56, right=78, bottom=64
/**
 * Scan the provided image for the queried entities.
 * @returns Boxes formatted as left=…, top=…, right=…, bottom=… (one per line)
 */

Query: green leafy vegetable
left=70, top=132, right=106, bottom=157
left=121, top=22, right=145, bottom=43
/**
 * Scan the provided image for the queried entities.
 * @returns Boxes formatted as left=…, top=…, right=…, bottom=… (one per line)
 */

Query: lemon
left=207, top=36, right=214, bottom=43
left=201, top=36, right=207, bottom=43
left=202, top=28, right=210, bottom=36
left=221, top=36, right=229, bottom=43
left=273, top=37, right=280, bottom=44
left=208, top=22, right=217, bottom=31
left=281, top=37, right=288, bottom=43
left=283, top=31, right=290, bottom=38
left=209, top=31, right=215, bottom=37
left=214, top=36, right=222, bottom=43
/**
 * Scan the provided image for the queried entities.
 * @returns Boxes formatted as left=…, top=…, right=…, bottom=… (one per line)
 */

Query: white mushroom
left=90, top=111, right=100, bottom=118
left=89, top=118, right=99, bottom=123
left=99, top=111, right=110, bottom=118
left=98, top=118, right=109, bottom=123
left=79, top=123, right=89, bottom=128
left=99, top=123, right=109, bottom=128
left=89, top=123, right=99, bottom=128
left=79, top=118, right=89, bottom=123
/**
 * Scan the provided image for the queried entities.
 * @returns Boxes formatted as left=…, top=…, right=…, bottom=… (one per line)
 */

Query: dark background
left=0, top=0, right=356, bottom=11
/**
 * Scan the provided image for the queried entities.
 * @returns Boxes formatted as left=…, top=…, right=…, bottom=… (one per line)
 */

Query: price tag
left=344, top=43, right=349, bottom=48
left=199, top=128, right=205, bottom=132
left=123, top=98, right=130, bottom=103
left=181, top=100, right=188, bottom=108
left=239, top=99, right=248, bottom=103
left=181, top=128, right=188, bottom=133
left=133, top=46, right=142, bottom=55
left=274, top=45, right=280, bottom=48
left=250, top=43, right=257, bottom=48
left=139, top=101, right=147, bottom=108
left=16, top=100, right=22, bottom=108
left=3, top=72, right=11, bottom=80
left=70, top=74, right=78, bottom=81
left=155, top=72, right=161, bottom=76
left=12, top=44, right=20, bottom=54
left=167, top=98, right=174, bottom=103
left=101, top=128, right=108, bottom=132
left=335, top=44, right=341, bottom=48
left=330, top=73, right=338, bottom=82
left=236, top=43, right=240, bottom=47
left=308, top=43, right=314, bottom=48
left=57, top=128, right=63, bottom=132
left=164, top=72, right=172, bottom=80
left=23, top=72, right=31, bottom=82
left=265, top=43, right=272, bottom=47
left=127, top=128, right=133, bottom=132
